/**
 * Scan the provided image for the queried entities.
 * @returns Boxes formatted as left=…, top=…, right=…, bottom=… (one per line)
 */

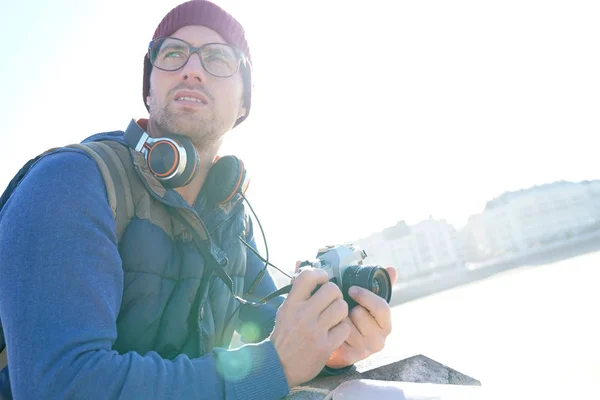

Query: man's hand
left=270, top=267, right=351, bottom=388
left=326, top=266, right=398, bottom=369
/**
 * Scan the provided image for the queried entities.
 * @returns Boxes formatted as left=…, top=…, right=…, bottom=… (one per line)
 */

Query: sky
left=1, top=0, right=599, bottom=279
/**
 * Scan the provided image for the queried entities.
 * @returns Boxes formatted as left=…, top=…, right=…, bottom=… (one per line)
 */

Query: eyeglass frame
left=147, top=36, right=248, bottom=78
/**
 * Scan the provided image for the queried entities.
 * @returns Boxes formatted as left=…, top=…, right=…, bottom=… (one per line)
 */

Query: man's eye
left=163, top=51, right=185, bottom=59
left=206, top=55, right=226, bottom=63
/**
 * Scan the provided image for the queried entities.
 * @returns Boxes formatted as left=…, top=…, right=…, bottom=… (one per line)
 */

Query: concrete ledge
left=285, top=354, right=480, bottom=399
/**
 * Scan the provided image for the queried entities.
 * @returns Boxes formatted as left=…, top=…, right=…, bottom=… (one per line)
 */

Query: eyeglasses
left=148, top=36, right=246, bottom=78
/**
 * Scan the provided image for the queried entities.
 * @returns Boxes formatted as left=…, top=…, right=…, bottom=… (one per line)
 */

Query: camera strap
left=171, top=207, right=294, bottom=307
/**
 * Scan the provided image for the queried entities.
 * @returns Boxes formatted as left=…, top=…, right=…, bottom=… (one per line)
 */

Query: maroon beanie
left=143, top=0, right=252, bottom=127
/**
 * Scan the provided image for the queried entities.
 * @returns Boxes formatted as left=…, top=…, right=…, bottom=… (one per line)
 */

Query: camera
left=299, top=244, right=392, bottom=309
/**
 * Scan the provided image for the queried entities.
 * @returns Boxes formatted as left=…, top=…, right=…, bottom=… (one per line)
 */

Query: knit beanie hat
left=143, top=0, right=252, bottom=128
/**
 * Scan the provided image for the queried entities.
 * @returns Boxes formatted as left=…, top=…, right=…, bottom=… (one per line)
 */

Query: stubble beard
left=150, top=96, right=226, bottom=151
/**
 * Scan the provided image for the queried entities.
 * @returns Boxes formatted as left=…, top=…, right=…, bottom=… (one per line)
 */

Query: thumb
left=386, top=266, right=398, bottom=285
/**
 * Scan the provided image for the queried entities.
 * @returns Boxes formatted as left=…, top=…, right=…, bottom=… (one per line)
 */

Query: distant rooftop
left=484, top=179, right=600, bottom=210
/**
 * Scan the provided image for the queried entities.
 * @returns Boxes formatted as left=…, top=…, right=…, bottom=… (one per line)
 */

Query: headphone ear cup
left=180, top=137, right=201, bottom=186
left=205, top=155, right=247, bottom=204
left=164, top=136, right=200, bottom=188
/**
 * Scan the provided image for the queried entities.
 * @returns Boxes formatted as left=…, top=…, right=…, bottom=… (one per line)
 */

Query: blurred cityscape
left=353, top=180, right=600, bottom=284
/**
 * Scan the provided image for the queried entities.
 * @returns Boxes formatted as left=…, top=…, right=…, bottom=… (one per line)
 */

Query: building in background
left=354, top=217, right=463, bottom=281
left=351, top=180, right=600, bottom=283
left=463, top=180, right=600, bottom=260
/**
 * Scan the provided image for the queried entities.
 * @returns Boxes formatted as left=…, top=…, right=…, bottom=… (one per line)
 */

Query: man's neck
left=174, top=142, right=220, bottom=206
left=145, top=118, right=221, bottom=206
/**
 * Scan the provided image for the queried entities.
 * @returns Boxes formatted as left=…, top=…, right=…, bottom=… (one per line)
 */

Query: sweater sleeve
left=0, top=149, right=290, bottom=400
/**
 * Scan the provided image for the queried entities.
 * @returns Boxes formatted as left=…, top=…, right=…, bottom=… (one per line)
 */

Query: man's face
left=147, top=25, right=246, bottom=147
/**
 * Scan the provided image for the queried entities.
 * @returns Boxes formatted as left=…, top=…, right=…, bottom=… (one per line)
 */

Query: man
left=0, top=1, right=397, bottom=399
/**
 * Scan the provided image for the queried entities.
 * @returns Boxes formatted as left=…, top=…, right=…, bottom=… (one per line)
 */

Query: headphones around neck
left=123, top=119, right=249, bottom=204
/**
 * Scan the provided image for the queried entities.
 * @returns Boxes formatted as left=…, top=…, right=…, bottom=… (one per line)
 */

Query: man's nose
left=179, top=52, right=207, bottom=83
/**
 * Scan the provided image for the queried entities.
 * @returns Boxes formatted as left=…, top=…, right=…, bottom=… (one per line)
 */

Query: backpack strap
left=1, top=140, right=137, bottom=370
left=0, top=148, right=61, bottom=212
left=66, top=142, right=135, bottom=242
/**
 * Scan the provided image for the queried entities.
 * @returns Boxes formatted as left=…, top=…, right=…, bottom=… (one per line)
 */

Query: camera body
left=299, top=244, right=392, bottom=309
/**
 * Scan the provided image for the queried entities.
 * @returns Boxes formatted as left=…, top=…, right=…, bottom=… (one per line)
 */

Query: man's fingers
left=386, top=266, right=398, bottom=285
left=318, top=297, right=348, bottom=330
left=287, top=267, right=330, bottom=302
left=348, top=286, right=392, bottom=333
left=344, top=315, right=365, bottom=347
left=350, top=304, right=382, bottom=338
left=308, top=281, right=343, bottom=314
left=327, top=320, right=351, bottom=350
left=327, top=341, right=360, bottom=369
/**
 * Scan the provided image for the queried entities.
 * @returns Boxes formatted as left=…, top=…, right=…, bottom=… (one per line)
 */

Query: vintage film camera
left=299, top=244, right=392, bottom=309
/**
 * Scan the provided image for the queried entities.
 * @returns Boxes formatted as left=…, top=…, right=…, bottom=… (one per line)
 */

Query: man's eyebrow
left=205, top=47, right=233, bottom=56
left=165, top=42, right=188, bottom=50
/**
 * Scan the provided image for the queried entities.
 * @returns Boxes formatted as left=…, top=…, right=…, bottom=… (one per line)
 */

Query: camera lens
left=342, top=265, right=392, bottom=309
left=372, top=277, right=382, bottom=295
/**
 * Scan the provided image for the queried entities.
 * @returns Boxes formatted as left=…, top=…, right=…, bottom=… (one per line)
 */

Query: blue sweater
left=0, top=150, right=291, bottom=399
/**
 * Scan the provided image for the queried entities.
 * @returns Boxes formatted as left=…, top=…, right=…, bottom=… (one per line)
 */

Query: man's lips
left=173, top=90, right=209, bottom=105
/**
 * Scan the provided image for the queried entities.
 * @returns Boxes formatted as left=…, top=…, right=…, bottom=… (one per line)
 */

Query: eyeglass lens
left=150, top=37, right=240, bottom=77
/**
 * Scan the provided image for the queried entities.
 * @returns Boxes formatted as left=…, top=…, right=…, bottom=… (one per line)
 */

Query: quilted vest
left=63, top=138, right=249, bottom=359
